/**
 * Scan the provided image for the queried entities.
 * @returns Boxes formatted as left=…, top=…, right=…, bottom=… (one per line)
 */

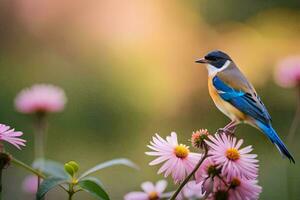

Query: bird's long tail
left=256, top=121, right=295, bottom=163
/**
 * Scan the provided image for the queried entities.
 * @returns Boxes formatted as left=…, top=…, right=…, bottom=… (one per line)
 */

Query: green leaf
left=79, top=158, right=138, bottom=180
left=78, top=179, right=110, bottom=200
left=80, top=176, right=103, bottom=186
left=36, top=177, right=67, bottom=200
left=33, top=159, right=69, bottom=179
left=64, top=163, right=75, bottom=177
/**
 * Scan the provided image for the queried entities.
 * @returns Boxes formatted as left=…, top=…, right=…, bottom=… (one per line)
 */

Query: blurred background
left=1, top=0, right=300, bottom=199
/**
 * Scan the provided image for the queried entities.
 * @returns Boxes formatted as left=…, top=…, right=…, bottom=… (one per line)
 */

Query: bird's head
left=196, top=50, right=232, bottom=73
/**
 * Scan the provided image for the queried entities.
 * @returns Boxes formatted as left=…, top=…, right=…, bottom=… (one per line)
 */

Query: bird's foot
left=217, top=126, right=236, bottom=136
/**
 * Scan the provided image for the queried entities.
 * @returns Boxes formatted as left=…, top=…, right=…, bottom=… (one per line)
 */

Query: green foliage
left=36, top=158, right=138, bottom=200
left=79, top=158, right=139, bottom=180
left=64, top=161, right=80, bottom=177
left=33, top=159, right=69, bottom=179
left=78, top=179, right=110, bottom=200
left=64, top=163, right=75, bottom=177
left=36, top=177, right=67, bottom=200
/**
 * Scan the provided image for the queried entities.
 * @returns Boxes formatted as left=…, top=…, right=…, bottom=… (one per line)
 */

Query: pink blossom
left=275, top=56, right=300, bottom=88
left=0, top=124, right=26, bottom=149
left=15, top=84, right=67, bottom=114
left=195, top=157, right=219, bottom=183
left=194, top=157, right=222, bottom=194
left=207, top=177, right=262, bottom=200
left=124, top=180, right=167, bottom=200
left=22, top=175, right=38, bottom=194
left=205, top=133, right=258, bottom=180
left=182, top=180, right=205, bottom=199
left=227, top=177, right=262, bottom=200
left=146, top=132, right=202, bottom=183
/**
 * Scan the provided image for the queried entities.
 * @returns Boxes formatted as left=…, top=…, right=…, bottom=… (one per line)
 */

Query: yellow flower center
left=225, top=148, right=240, bottom=161
left=148, top=192, right=159, bottom=200
left=174, top=144, right=189, bottom=159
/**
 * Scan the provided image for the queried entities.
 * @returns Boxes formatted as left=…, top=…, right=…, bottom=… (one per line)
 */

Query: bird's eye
left=205, top=56, right=218, bottom=61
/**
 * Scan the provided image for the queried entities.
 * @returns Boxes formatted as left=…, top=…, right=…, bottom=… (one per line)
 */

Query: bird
left=195, top=50, right=295, bottom=163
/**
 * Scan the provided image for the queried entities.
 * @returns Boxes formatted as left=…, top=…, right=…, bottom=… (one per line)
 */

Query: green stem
left=68, top=183, right=74, bottom=200
left=10, top=156, right=46, bottom=179
left=0, top=162, right=3, bottom=200
left=34, top=113, right=48, bottom=163
left=169, top=148, right=208, bottom=200
left=68, top=192, right=74, bottom=200
left=34, top=113, right=48, bottom=192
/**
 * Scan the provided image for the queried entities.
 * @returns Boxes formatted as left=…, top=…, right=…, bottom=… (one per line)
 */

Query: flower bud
left=191, top=129, right=210, bottom=149
left=67, top=161, right=79, bottom=173
left=64, top=163, right=75, bottom=177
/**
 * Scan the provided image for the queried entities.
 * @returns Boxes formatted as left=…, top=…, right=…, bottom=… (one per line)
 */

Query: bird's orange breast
left=208, top=76, right=246, bottom=121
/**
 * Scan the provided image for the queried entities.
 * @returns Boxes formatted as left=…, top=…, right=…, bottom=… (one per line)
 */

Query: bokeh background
left=1, top=0, right=300, bottom=199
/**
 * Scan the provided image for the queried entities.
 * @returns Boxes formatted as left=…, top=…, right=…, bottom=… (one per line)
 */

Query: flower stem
left=0, top=153, right=10, bottom=200
left=68, top=183, right=74, bottom=200
left=34, top=113, right=48, bottom=163
left=169, top=148, right=208, bottom=200
left=10, top=156, right=46, bottom=179
left=34, top=113, right=48, bottom=191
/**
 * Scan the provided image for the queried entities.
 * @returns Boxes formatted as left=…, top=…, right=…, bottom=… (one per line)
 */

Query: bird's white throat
left=206, top=60, right=231, bottom=76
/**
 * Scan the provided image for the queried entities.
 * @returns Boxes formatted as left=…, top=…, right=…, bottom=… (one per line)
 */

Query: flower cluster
left=197, top=133, right=261, bottom=200
left=125, top=130, right=262, bottom=200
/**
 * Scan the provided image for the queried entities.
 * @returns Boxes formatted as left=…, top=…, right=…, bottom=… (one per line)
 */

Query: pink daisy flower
left=205, top=133, right=258, bottom=180
left=15, top=84, right=67, bottom=114
left=124, top=180, right=167, bottom=200
left=22, top=175, right=39, bottom=194
left=194, top=157, right=221, bottom=194
left=182, top=180, right=205, bottom=199
left=274, top=56, right=300, bottom=88
left=208, top=177, right=262, bottom=200
left=227, top=177, right=262, bottom=200
left=0, top=124, right=26, bottom=149
left=146, top=132, right=202, bottom=183
left=195, top=157, right=219, bottom=183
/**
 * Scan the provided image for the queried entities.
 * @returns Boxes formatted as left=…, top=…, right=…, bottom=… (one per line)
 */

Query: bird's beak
left=195, top=58, right=208, bottom=64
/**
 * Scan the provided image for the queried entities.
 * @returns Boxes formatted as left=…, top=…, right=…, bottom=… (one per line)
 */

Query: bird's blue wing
left=212, top=76, right=271, bottom=124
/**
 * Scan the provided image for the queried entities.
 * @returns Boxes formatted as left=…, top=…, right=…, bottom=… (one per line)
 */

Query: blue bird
left=196, top=50, right=295, bottom=163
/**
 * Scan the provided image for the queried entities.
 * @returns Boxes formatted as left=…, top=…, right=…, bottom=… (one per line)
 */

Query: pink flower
left=195, top=157, right=219, bottom=183
left=146, top=132, right=202, bottom=183
left=208, top=177, right=262, bottom=200
left=22, top=175, right=38, bottom=194
left=194, top=157, right=221, bottom=194
left=182, top=180, right=205, bottom=199
left=205, top=133, right=258, bottom=180
left=0, top=124, right=26, bottom=149
left=275, top=56, right=300, bottom=88
left=15, top=84, right=67, bottom=114
left=227, top=177, right=262, bottom=200
left=124, top=180, right=167, bottom=200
